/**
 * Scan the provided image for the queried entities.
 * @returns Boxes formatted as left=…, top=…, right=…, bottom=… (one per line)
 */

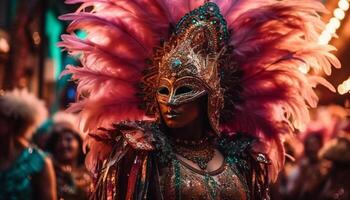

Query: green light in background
left=76, top=30, right=87, bottom=40
left=8, top=0, right=18, bottom=27
left=45, top=10, right=63, bottom=80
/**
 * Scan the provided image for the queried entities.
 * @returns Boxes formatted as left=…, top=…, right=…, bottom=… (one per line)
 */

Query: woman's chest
left=159, top=160, right=248, bottom=200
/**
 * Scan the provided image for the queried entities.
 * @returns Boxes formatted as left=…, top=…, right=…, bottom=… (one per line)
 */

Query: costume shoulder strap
left=218, top=133, right=271, bottom=199
left=89, top=121, right=156, bottom=199
left=86, top=121, right=155, bottom=171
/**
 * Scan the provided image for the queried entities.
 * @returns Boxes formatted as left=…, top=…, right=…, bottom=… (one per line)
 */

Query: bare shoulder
left=38, top=156, right=56, bottom=187
left=42, top=156, right=54, bottom=173
left=33, top=155, right=57, bottom=200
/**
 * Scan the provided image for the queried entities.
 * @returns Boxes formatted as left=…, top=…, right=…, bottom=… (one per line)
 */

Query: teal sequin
left=174, top=159, right=181, bottom=200
left=218, top=133, right=255, bottom=200
left=0, top=147, right=46, bottom=200
left=218, top=133, right=253, bottom=171
left=204, top=173, right=219, bottom=200
left=175, top=2, right=229, bottom=45
left=171, top=58, right=182, bottom=69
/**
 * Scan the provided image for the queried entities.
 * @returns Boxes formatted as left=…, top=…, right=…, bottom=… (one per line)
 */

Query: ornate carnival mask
left=141, top=2, right=230, bottom=133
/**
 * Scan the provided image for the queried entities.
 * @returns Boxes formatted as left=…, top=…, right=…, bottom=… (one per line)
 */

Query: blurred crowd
left=0, top=89, right=91, bottom=200
left=0, top=88, right=349, bottom=200
left=271, top=104, right=350, bottom=200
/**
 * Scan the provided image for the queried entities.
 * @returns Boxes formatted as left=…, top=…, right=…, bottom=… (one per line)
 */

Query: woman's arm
left=33, top=157, right=57, bottom=200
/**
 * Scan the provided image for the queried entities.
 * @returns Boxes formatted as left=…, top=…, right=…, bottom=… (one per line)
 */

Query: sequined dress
left=89, top=123, right=270, bottom=200
left=160, top=159, right=248, bottom=200
left=0, top=147, right=46, bottom=200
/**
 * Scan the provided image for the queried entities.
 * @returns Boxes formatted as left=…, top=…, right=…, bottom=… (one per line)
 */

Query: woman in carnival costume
left=46, top=112, right=92, bottom=200
left=0, top=89, right=56, bottom=200
left=60, top=0, right=340, bottom=199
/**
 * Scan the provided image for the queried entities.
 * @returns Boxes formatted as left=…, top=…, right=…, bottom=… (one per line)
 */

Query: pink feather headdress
left=59, top=0, right=340, bottom=181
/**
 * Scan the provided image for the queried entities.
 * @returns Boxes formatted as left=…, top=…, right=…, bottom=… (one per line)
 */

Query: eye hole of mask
left=158, top=87, right=170, bottom=95
left=175, top=86, right=193, bottom=96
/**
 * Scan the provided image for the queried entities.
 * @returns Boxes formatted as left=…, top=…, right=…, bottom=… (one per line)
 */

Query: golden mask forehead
left=158, top=39, right=219, bottom=83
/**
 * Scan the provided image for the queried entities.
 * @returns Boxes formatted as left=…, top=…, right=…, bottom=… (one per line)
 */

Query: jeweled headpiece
left=142, top=2, right=229, bottom=133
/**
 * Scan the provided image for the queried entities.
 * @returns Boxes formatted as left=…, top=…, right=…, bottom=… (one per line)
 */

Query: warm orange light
left=298, top=64, right=309, bottom=74
left=33, top=32, right=41, bottom=45
left=318, top=32, right=332, bottom=45
left=338, top=0, right=349, bottom=11
left=329, top=18, right=341, bottom=29
left=0, top=37, right=9, bottom=53
left=318, top=1, right=348, bottom=45
left=338, top=77, right=350, bottom=95
left=334, top=8, right=346, bottom=20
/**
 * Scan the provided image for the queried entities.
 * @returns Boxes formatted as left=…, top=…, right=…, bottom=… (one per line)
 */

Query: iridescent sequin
left=160, top=159, right=247, bottom=200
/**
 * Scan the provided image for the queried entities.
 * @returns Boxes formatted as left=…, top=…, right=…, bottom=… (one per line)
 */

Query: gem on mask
left=171, top=58, right=182, bottom=69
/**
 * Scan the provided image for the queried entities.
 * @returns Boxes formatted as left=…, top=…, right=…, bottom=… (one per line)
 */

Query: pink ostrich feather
left=60, top=0, right=340, bottom=180
left=220, top=0, right=340, bottom=181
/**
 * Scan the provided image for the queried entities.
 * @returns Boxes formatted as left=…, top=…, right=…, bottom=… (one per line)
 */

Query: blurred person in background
left=287, top=132, right=331, bottom=200
left=0, top=89, right=56, bottom=200
left=271, top=135, right=303, bottom=200
left=46, top=112, right=92, bottom=200
left=33, top=119, right=54, bottom=150
left=284, top=105, right=348, bottom=200
left=317, top=119, right=350, bottom=200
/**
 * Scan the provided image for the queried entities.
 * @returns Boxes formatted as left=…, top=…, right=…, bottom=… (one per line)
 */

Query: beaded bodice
left=160, top=159, right=248, bottom=200
left=88, top=122, right=270, bottom=200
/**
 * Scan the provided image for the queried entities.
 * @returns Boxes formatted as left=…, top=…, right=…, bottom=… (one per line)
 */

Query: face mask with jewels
left=141, top=2, right=229, bottom=133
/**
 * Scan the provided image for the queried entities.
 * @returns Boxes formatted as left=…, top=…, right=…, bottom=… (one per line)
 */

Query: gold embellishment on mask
left=140, top=2, right=231, bottom=133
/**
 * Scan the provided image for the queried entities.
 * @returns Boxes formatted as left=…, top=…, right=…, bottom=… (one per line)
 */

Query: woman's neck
left=168, top=117, right=205, bottom=141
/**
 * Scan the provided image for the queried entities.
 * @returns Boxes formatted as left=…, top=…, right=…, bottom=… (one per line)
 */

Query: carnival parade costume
left=60, top=0, right=341, bottom=199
